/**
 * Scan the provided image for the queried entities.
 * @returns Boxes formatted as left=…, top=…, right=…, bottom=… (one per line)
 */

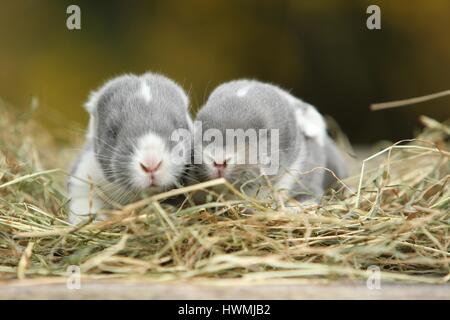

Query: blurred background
left=0, top=0, right=449, bottom=144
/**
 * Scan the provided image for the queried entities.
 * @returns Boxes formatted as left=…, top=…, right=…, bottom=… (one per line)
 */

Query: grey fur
left=92, top=73, right=190, bottom=188
left=194, top=79, right=348, bottom=200
left=72, top=72, right=192, bottom=196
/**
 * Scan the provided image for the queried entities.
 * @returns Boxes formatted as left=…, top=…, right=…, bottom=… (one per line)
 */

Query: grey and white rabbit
left=67, top=72, right=193, bottom=224
left=192, top=79, right=348, bottom=202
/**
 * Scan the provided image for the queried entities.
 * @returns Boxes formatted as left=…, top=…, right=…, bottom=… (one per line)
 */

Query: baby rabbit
left=193, top=79, right=347, bottom=202
left=68, top=72, right=193, bottom=224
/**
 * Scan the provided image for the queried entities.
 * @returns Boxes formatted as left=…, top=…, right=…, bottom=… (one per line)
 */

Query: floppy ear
left=84, top=75, right=131, bottom=140
left=84, top=88, right=103, bottom=114
left=295, top=103, right=327, bottom=147
left=84, top=74, right=134, bottom=114
left=83, top=83, right=108, bottom=140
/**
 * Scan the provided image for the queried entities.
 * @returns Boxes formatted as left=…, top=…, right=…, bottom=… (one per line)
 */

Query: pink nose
left=140, top=161, right=162, bottom=173
left=213, top=160, right=227, bottom=177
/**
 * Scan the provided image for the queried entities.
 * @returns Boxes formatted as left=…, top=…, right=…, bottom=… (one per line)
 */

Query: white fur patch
left=236, top=85, right=253, bottom=97
left=131, top=132, right=177, bottom=189
left=68, top=148, right=106, bottom=224
left=273, top=87, right=326, bottom=146
left=85, top=90, right=102, bottom=114
left=84, top=75, right=134, bottom=113
left=141, top=73, right=189, bottom=108
left=140, top=81, right=152, bottom=103
left=294, top=104, right=326, bottom=146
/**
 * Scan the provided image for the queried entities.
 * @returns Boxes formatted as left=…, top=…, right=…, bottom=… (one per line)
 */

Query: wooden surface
left=1, top=279, right=449, bottom=299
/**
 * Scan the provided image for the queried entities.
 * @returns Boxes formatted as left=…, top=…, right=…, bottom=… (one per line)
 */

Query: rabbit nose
left=213, top=159, right=228, bottom=168
left=213, top=160, right=228, bottom=177
left=140, top=160, right=162, bottom=173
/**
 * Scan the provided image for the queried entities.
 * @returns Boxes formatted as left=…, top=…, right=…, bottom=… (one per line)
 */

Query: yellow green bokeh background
left=1, top=0, right=449, bottom=143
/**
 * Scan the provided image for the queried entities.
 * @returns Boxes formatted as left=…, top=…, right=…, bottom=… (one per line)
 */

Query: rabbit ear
left=84, top=88, right=103, bottom=114
left=272, top=87, right=326, bottom=146
left=84, top=74, right=135, bottom=114
left=84, top=79, right=116, bottom=114
left=295, top=103, right=327, bottom=146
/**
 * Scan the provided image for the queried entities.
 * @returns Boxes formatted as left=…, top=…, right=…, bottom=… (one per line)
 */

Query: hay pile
left=0, top=102, right=449, bottom=284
